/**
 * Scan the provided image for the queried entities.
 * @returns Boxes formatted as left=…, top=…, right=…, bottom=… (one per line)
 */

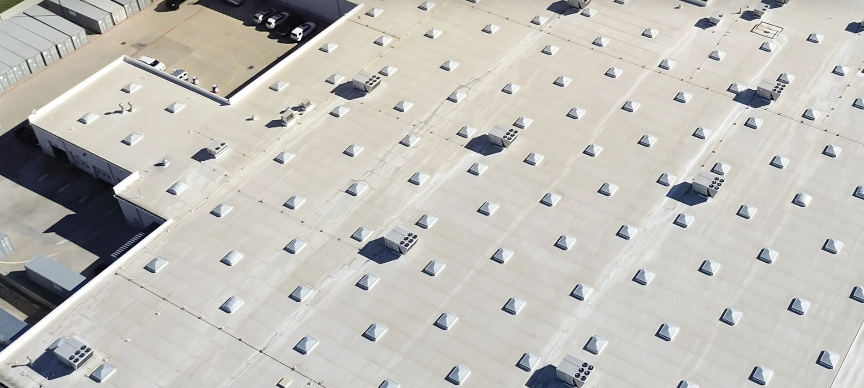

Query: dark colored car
left=165, top=0, right=186, bottom=11
left=276, top=14, right=304, bottom=36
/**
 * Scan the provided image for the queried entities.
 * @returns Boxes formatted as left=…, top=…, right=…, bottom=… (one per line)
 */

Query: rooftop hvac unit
left=352, top=71, right=381, bottom=93
left=690, top=171, right=725, bottom=198
left=48, top=336, right=93, bottom=370
left=566, top=0, right=590, bottom=8
left=753, top=3, right=769, bottom=18
left=756, top=78, right=785, bottom=101
left=206, top=139, right=227, bottom=158
left=556, top=354, right=594, bottom=387
left=488, top=125, right=519, bottom=148
left=708, top=12, right=722, bottom=25
left=383, top=226, right=418, bottom=255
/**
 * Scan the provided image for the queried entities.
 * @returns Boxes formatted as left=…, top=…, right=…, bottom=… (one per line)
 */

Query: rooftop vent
left=166, top=181, right=188, bottom=195
left=356, top=273, right=379, bottom=290
left=401, top=134, right=420, bottom=147
left=571, top=284, right=592, bottom=300
left=144, top=257, right=168, bottom=273
left=220, top=296, right=244, bottom=313
left=699, top=259, right=719, bottom=276
left=674, top=213, right=694, bottom=228
left=319, top=43, right=337, bottom=53
left=435, top=312, right=457, bottom=329
left=712, top=162, right=730, bottom=175
left=708, top=12, right=722, bottom=25
left=598, top=182, right=618, bottom=196
left=352, top=71, right=380, bottom=93
left=657, top=173, right=676, bottom=186
left=605, top=67, right=623, bottom=78
left=395, top=100, right=414, bottom=112
left=833, top=65, right=849, bottom=76
left=206, top=139, right=228, bottom=158
left=425, top=28, right=442, bottom=39
left=347, top=181, right=368, bottom=196
left=524, top=152, right=544, bottom=165
left=720, top=307, right=741, bottom=325
left=284, top=195, right=306, bottom=210
left=556, top=354, right=594, bottom=386
left=852, top=286, right=864, bottom=303
left=639, top=134, right=657, bottom=147
left=448, top=89, right=467, bottom=103
left=284, top=238, right=307, bottom=254
left=352, top=226, right=373, bottom=242
left=567, top=106, right=585, bottom=120
left=659, top=59, right=675, bottom=70
left=541, top=192, right=561, bottom=207
left=788, top=298, right=809, bottom=315
left=532, top=16, right=549, bottom=25
left=555, top=76, right=572, bottom=87
left=468, top=162, right=487, bottom=175
left=749, top=366, right=772, bottom=385
left=514, top=116, right=533, bottom=129
left=446, top=366, right=471, bottom=385
left=622, top=100, right=640, bottom=112
left=675, top=92, right=692, bottom=103
left=556, top=235, right=576, bottom=250
left=584, top=143, right=602, bottom=156
left=584, top=335, right=607, bottom=354
left=854, top=98, right=864, bottom=109
left=409, top=172, right=430, bottom=186
left=803, top=108, right=821, bottom=120
left=290, top=285, right=313, bottom=302
left=122, top=82, right=141, bottom=93
left=758, top=248, right=778, bottom=264
left=823, top=238, right=843, bottom=254
left=760, top=41, right=777, bottom=52
left=709, top=50, right=725, bottom=61
left=375, top=36, right=393, bottom=46
left=90, top=363, right=116, bottom=383
left=690, top=171, right=724, bottom=198
left=379, top=380, right=398, bottom=388
left=416, top=213, right=437, bottom=229
left=824, top=144, right=841, bottom=158
left=633, top=269, right=654, bottom=285
left=363, top=323, right=387, bottom=341
left=379, top=65, right=397, bottom=76
left=326, top=73, right=344, bottom=84
left=582, top=7, right=597, bottom=17
left=122, top=132, right=143, bottom=146
left=366, top=7, right=383, bottom=17
left=756, top=79, right=784, bottom=101
left=478, top=201, right=499, bottom=216
left=488, top=126, right=519, bottom=148
left=79, top=112, right=98, bottom=124
left=617, top=225, right=637, bottom=240
left=502, top=83, right=520, bottom=94
left=643, top=27, right=659, bottom=38
left=344, top=144, right=364, bottom=157
left=458, top=126, right=476, bottom=138
left=270, top=80, right=288, bottom=92
left=517, top=353, right=539, bottom=371
left=593, top=36, right=610, bottom=47
left=770, top=155, right=788, bottom=169
left=419, top=1, right=435, bottom=10
left=483, top=24, right=499, bottom=34
left=220, top=250, right=244, bottom=266
left=502, top=297, right=525, bottom=315
left=211, top=203, right=233, bottom=217
left=656, top=323, right=679, bottom=341
left=441, top=60, right=459, bottom=71
left=294, top=335, right=318, bottom=354
left=542, top=45, right=559, bottom=55
left=693, top=127, right=711, bottom=139
left=818, top=350, right=839, bottom=369
left=166, top=101, right=185, bottom=114
left=778, top=73, right=794, bottom=84
left=678, top=380, right=698, bottom=388
left=728, top=83, right=746, bottom=93
left=491, top=248, right=513, bottom=264
left=855, top=186, right=864, bottom=199
left=737, top=204, right=757, bottom=219
left=49, top=336, right=93, bottom=370
left=792, top=193, right=811, bottom=207
left=331, top=105, right=351, bottom=119
left=745, top=116, right=763, bottom=129
left=383, top=226, right=419, bottom=255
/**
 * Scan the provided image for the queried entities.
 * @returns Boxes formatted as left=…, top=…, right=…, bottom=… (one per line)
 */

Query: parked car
left=172, top=69, right=188, bottom=81
left=165, top=0, right=185, bottom=11
left=276, top=14, right=304, bottom=36
left=290, top=22, right=316, bottom=42
left=253, top=8, right=276, bottom=24
left=138, top=55, right=166, bottom=71
left=223, top=0, right=243, bottom=6
left=266, top=12, right=290, bottom=30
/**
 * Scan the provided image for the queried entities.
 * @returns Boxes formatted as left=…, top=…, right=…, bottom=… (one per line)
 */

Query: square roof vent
left=478, top=201, right=499, bottom=216
left=275, top=150, right=295, bottom=164
left=458, top=126, right=476, bottom=138
left=745, top=117, right=763, bottom=129
left=491, top=248, right=513, bottom=264
left=854, top=186, right=864, bottom=200
left=435, top=312, right=457, bottom=329
left=643, top=28, right=659, bottom=38
left=356, top=273, right=379, bottom=290
left=448, top=89, right=467, bottom=103
left=409, top=172, right=430, bottom=185
left=167, top=181, right=188, bottom=195
left=363, top=323, right=387, bottom=341
left=709, top=50, right=725, bottom=60
left=319, top=43, right=337, bottom=53
left=446, top=366, right=470, bottom=385
left=712, top=162, right=730, bottom=175
left=808, top=33, right=824, bottom=43
left=285, top=238, right=307, bottom=254
left=852, top=286, right=864, bottom=303
left=122, top=82, right=141, bottom=93
left=220, top=250, right=244, bottom=266
left=379, top=380, right=399, bottom=388
left=605, top=67, right=623, bottom=78
left=344, top=144, right=364, bottom=157
left=853, top=98, right=864, bottom=109
left=693, top=127, right=711, bottom=139
left=593, top=36, right=610, bottom=47
left=347, top=181, right=368, bottom=196
left=817, top=350, right=839, bottom=369
left=90, top=363, right=116, bottom=383
left=584, top=143, right=602, bottom=156
left=788, top=298, right=809, bottom=315
left=720, top=307, right=741, bottom=325
left=622, top=100, right=640, bottom=112
left=145, top=257, right=168, bottom=273
left=211, top=203, right=233, bottom=217
left=699, top=260, right=719, bottom=276
left=675, top=92, right=692, bottom=103
left=656, top=323, right=678, bottom=341
left=122, top=132, right=143, bottom=146
left=79, top=112, right=98, bottom=124
left=599, top=182, right=618, bottom=196
left=567, top=107, right=586, bottom=119
left=524, top=152, right=544, bottom=165
left=502, top=83, right=520, bottom=94
left=517, top=353, right=539, bottom=371
left=584, top=335, right=607, bottom=354
left=425, top=28, right=442, bottom=39
left=803, top=108, right=821, bottom=120
left=749, top=366, right=772, bottom=385
left=532, top=15, right=549, bottom=25
left=658, top=173, right=676, bottom=186
left=270, top=80, right=288, bottom=92
left=294, top=336, right=318, bottom=354
left=555, top=76, right=572, bottom=87
left=571, top=284, right=592, bottom=300
left=639, top=134, right=657, bottom=147
left=284, top=195, right=306, bottom=210
left=366, top=7, right=383, bottom=17
left=416, top=213, right=437, bottom=229
left=833, top=65, right=849, bottom=76
left=290, top=285, right=313, bottom=302
left=792, top=193, right=811, bottom=207
left=375, top=36, right=393, bottom=46
left=555, top=235, right=575, bottom=250
left=220, top=296, right=244, bottom=313
left=823, top=238, right=843, bottom=254
left=678, top=380, right=698, bottom=388
left=394, top=100, right=413, bottom=112
left=737, top=204, right=757, bottom=219
left=659, top=59, right=676, bottom=70
left=330, top=105, right=349, bottom=117
left=778, top=73, right=794, bottom=84
left=379, top=65, right=397, bottom=76
left=824, top=144, right=841, bottom=157
left=468, top=162, right=487, bottom=175
left=502, top=297, right=525, bottom=315
left=483, top=24, right=499, bottom=34
left=617, top=225, right=637, bottom=240
left=541, top=192, right=561, bottom=207
left=166, top=102, right=185, bottom=114
left=423, top=259, right=445, bottom=276
left=728, top=83, right=745, bottom=93
left=770, top=155, right=788, bottom=169
left=514, top=116, right=533, bottom=128
left=441, top=60, right=459, bottom=71
left=760, top=41, right=777, bottom=52
left=326, top=73, right=344, bottom=84
left=582, top=7, right=597, bottom=17
left=541, top=45, right=559, bottom=55
left=633, top=269, right=654, bottom=285
left=419, top=1, right=435, bottom=11
left=400, top=134, right=420, bottom=147
left=674, top=213, right=694, bottom=228
left=758, top=248, right=778, bottom=264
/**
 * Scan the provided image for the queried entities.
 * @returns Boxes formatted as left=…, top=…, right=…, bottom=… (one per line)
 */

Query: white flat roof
left=10, top=0, right=864, bottom=387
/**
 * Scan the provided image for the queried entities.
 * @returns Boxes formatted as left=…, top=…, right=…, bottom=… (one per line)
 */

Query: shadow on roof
left=330, top=81, right=366, bottom=101
left=464, top=135, right=503, bottom=156
left=358, top=237, right=401, bottom=264
left=666, top=182, right=708, bottom=206
left=546, top=1, right=579, bottom=16
left=732, top=89, right=770, bottom=108
left=524, top=364, right=571, bottom=387
left=28, top=351, right=72, bottom=380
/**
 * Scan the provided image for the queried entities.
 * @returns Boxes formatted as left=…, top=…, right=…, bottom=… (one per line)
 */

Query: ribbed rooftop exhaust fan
left=690, top=171, right=725, bottom=198
left=383, top=226, right=419, bottom=255
left=556, top=354, right=594, bottom=387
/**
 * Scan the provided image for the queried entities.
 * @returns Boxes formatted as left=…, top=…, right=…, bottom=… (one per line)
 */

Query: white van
left=138, top=56, right=166, bottom=71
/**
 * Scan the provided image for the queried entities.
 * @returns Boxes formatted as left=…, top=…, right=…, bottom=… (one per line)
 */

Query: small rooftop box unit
left=566, top=0, right=590, bottom=8
left=488, top=125, right=518, bottom=148
left=383, top=226, right=418, bottom=255
left=556, top=354, right=594, bottom=387
left=25, top=254, right=86, bottom=297
left=206, top=139, right=227, bottom=158
left=690, top=171, right=724, bottom=198
left=48, top=335, right=93, bottom=370
left=753, top=3, right=769, bottom=17
left=756, top=78, right=784, bottom=101
left=352, top=71, right=381, bottom=93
